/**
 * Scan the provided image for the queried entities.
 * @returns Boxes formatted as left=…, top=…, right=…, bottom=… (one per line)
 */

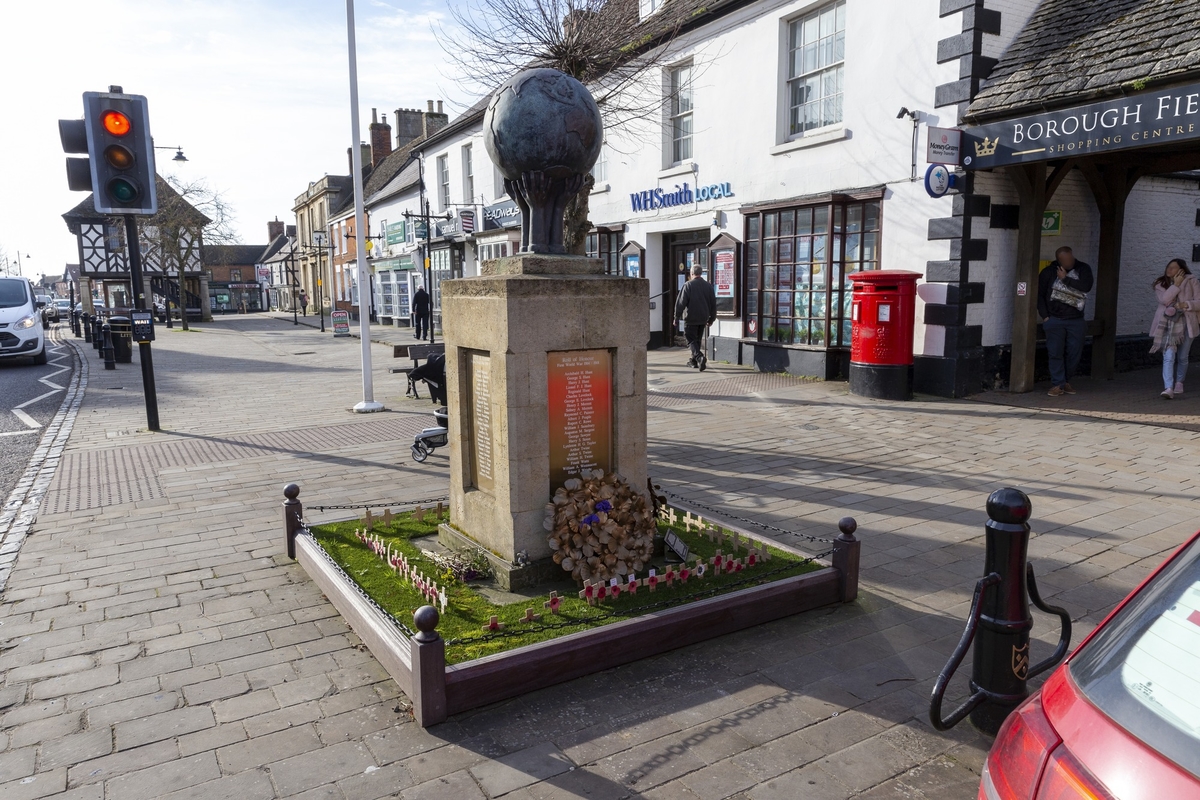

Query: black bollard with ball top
left=929, top=488, right=1073, bottom=734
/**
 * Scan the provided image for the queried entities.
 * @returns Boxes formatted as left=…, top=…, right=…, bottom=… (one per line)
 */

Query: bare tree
left=439, top=0, right=698, bottom=254
left=141, top=176, right=237, bottom=330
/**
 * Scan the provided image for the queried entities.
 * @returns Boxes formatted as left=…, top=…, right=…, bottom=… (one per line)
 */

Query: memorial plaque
left=467, top=351, right=494, bottom=492
left=547, top=349, right=613, bottom=493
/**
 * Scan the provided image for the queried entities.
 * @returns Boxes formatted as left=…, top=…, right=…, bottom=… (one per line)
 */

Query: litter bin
left=108, top=316, right=133, bottom=364
left=848, top=270, right=920, bottom=401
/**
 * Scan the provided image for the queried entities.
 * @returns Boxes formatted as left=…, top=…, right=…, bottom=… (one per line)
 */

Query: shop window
left=787, top=0, right=845, bottom=137
left=230, top=269, right=241, bottom=282
left=744, top=196, right=880, bottom=347
left=478, top=241, right=511, bottom=262
left=669, top=64, right=693, bottom=164
left=586, top=230, right=625, bottom=275
left=591, top=142, right=608, bottom=183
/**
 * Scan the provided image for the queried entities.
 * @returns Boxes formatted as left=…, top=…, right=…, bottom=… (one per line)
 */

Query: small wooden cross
left=711, top=551, right=723, bottom=575
left=436, top=502, right=445, bottom=520
left=413, top=506, right=427, bottom=523
left=715, top=527, right=726, bottom=548
left=521, top=608, right=542, bottom=623
left=747, top=551, right=758, bottom=568
left=724, top=554, right=737, bottom=573
left=544, top=591, right=562, bottom=614
left=437, top=588, right=447, bottom=614
left=761, top=541, right=771, bottom=561
left=646, top=569, right=659, bottom=592
left=679, top=566, right=690, bottom=583
left=364, top=509, right=374, bottom=529
left=578, top=582, right=595, bottom=605
left=694, top=561, right=707, bottom=579
left=626, top=575, right=640, bottom=596
left=731, top=531, right=739, bottom=553
left=382, top=509, right=393, bottom=527
left=482, top=616, right=505, bottom=632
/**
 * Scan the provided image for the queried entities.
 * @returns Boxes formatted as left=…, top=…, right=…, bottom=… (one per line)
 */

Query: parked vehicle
left=37, top=294, right=57, bottom=325
left=54, top=299, right=72, bottom=319
left=979, top=529, right=1200, bottom=799
left=0, top=278, right=47, bottom=364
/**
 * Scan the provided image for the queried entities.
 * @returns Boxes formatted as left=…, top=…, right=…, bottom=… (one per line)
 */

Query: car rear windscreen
left=1070, top=535, right=1200, bottom=779
left=0, top=279, right=29, bottom=309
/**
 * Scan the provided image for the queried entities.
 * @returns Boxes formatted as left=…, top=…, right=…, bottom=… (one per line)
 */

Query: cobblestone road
left=0, top=316, right=1194, bottom=799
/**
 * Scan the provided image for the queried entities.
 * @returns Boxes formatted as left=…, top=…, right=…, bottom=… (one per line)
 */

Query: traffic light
left=58, top=87, right=158, bottom=215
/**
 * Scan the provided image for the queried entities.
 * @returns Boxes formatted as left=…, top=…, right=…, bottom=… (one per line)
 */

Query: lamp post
left=286, top=248, right=298, bottom=325
left=309, top=233, right=332, bottom=333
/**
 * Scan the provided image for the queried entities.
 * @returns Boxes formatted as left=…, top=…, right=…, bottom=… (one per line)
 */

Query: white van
left=0, top=277, right=47, bottom=365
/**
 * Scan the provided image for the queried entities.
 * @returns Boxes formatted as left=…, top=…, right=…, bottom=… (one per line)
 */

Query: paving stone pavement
left=2, top=315, right=1196, bottom=800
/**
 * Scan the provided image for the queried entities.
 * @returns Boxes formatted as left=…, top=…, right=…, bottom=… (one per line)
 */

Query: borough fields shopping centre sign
left=962, top=80, right=1200, bottom=170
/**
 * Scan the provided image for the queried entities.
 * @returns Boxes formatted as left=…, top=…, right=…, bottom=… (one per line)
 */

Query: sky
left=0, top=0, right=474, bottom=281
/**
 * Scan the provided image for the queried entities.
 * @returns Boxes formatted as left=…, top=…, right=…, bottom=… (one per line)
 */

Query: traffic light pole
left=124, top=214, right=160, bottom=431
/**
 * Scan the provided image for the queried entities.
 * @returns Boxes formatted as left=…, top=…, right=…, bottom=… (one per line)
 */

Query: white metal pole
left=345, top=0, right=382, bottom=412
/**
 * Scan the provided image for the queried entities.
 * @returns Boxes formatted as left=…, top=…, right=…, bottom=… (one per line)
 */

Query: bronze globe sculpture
left=483, top=68, right=603, bottom=255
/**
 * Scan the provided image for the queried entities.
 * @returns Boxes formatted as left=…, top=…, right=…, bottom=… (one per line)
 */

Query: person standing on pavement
left=299, top=290, right=308, bottom=317
left=674, top=264, right=717, bottom=371
left=412, top=286, right=430, bottom=341
left=1038, top=246, right=1093, bottom=397
left=1149, top=258, right=1200, bottom=399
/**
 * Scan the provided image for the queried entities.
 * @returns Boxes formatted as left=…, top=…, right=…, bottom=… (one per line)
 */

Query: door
left=664, top=232, right=709, bottom=340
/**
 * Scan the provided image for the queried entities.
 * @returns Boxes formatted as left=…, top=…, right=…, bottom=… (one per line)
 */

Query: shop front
left=209, top=282, right=263, bottom=314
left=477, top=198, right=522, bottom=263
left=372, top=254, right=419, bottom=327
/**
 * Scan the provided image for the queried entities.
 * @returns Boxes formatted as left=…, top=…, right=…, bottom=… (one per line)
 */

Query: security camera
left=897, top=107, right=920, bottom=121
left=896, top=107, right=910, bottom=119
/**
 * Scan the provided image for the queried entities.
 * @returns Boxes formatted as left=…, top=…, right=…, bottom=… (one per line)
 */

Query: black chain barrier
left=296, top=524, right=418, bottom=639
left=659, top=488, right=837, bottom=545
left=444, top=549, right=833, bottom=647
left=310, top=496, right=450, bottom=513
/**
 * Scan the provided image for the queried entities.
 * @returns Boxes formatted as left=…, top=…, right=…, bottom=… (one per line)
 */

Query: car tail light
left=1034, top=748, right=1114, bottom=800
left=982, top=695, right=1061, bottom=800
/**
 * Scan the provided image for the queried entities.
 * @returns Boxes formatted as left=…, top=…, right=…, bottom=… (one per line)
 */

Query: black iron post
left=101, top=322, right=115, bottom=370
left=124, top=215, right=160, bottom=432
left=288, top=249, right=298, bottom=326
left=283, top=483, right=303, bottom=559
left=69, top=281, right=79, bottom=337
left=424, top=199, right=435, bottom=345
left=82, top=312, right=92, bottom=343
left=929, top=488, right=1072, bottom=735
left=93, top=315, right=103, bottom=350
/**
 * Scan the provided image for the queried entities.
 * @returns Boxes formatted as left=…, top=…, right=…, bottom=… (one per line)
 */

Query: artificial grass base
left=311, top=510, right=821, bottom=664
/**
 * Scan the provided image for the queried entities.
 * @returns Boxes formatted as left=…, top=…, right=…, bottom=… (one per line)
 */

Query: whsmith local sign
left=630, top=181, right=733, bottom=212
left=963, top=80, right=1200, bottom=170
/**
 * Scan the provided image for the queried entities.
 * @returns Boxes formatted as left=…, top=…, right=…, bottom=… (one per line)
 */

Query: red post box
left=848, top=270, right=920, bottom=400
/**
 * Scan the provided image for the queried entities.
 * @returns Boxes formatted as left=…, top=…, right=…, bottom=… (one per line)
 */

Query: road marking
left=11, top=409, right=39, bottom=429
left=14, top=389, right=61, bottom=409
left=0, top=429, right=39, bottom=438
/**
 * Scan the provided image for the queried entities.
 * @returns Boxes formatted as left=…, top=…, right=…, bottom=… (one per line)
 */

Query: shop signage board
left=482, top=199, right=522, bottom=230
left=547, top=349, right=612, bottom=494
left=924, top=164, right=955, bottom=198
left=926, top=126, right=962, bottom=165
left=386, top=220, right=406, bottom=245
left=331, top=310, right=350, bottom=337
left=1042, top=210, right=1062, bottom=235
left=630, top=181, right=733, bottom=212
left=713, top=250, right=736, bottom=298
left=962, top=79, right=1200, bottom=169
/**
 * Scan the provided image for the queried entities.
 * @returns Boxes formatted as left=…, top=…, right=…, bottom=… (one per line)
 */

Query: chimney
left=369, top=108, right=392, bottom=168
left=437, top=100, right=443, bottom=114
left=285, top=225, right=296, bottom=238
left=394, top=103, right=448, bottom=148
left=347, top=142, right=372, bottom=174
left=424, top=100, right=449, bottom=138
left=268, top=217, right=285, bottom=241
left=427, top=100, right=434, bottom=112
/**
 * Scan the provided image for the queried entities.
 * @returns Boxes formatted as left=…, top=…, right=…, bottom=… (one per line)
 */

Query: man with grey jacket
left=674, top=265, right=717, bottom=371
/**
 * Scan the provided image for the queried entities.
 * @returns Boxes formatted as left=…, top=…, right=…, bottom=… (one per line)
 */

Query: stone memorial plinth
left=439, top=254, right=649, bottom=589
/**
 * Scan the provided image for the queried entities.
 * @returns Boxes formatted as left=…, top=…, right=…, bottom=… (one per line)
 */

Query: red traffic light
left=103, top=110, right=131, bottom=136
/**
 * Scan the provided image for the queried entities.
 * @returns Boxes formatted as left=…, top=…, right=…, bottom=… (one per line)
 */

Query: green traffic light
left=107, top=177, right=140, bottom=204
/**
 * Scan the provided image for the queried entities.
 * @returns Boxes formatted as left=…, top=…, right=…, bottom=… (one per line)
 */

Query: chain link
left=444, top=550, right=833, bottom=647
left=659, top=489, right=837, bottom=544
left=309, top=496, right=449, bottom=513
left=296, top=527, right=418, bottom=638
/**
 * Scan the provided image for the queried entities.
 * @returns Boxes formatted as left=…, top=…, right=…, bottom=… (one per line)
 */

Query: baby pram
left=410, top=354, right=448, bottom=463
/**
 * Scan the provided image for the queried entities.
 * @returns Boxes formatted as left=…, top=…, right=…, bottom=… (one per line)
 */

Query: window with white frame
left=462, top=145, right=474, bottom=204
left=669, top=64, right=693, bottom=164
left=787, top=0, right=845, bottom=136
left=493, top=163, right=506, bottom=200
left=639, top=0, right=663, bottom=20
left=437, top=154, right=450, bottom=211
left=591, top=141, right=608, bottom=183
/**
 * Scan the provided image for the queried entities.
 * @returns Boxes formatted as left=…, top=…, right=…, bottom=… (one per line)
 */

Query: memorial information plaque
left=468, top=351, right=494, bottom=492
left=547, top=349, right=613, bottom=493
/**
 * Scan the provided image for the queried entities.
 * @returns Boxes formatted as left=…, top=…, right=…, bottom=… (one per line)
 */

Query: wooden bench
left=391, top=343, right=446, bottom=398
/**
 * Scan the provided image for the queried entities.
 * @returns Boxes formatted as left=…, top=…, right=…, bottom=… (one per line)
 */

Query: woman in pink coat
left=1149, top=258, right=1200, bottom=398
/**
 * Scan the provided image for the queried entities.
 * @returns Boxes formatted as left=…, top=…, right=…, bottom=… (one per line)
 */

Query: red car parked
left=980, top=530, right=1200, bottom=799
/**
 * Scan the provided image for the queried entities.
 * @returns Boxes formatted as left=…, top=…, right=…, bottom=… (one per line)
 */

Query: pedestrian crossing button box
left=131, top=310, right=155, bottom=343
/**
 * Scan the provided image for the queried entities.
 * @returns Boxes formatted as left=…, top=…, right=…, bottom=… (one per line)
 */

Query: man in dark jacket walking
left=1037, top=246, right=1093, bottom=397
left=412, top=286, right=430, bottom=341
left=674, top=265, right=717, bottom=370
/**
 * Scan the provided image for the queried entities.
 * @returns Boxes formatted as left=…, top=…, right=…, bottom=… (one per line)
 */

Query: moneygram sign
left=926, top=127, right=962, bottom=165
left=963, top=80, right=1200, bottom=169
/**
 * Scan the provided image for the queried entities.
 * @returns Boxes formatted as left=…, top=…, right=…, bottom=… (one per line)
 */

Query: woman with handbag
left=1149, top=258, right=1200, bottom=398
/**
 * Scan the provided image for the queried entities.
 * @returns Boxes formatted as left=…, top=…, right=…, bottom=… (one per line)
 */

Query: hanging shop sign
left=926, top=126, right=962, bottom=165
left=386, top=220, right=406, bottom=246
left=629, top=181, right=734, bottom=212
left=482, top=199, right=522, bottom=230
left=963, top=79, right=1200, bottom=169
left=924, top=164, right=957, bottom=198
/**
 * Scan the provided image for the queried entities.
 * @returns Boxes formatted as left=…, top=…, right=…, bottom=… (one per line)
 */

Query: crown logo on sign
left=975, top=136, right=998, bottom=157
